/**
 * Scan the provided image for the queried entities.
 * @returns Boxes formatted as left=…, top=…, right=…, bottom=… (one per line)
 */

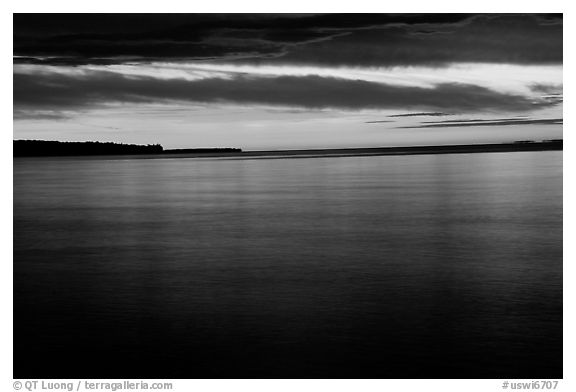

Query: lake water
left=14, top=151, right=563, bottom=378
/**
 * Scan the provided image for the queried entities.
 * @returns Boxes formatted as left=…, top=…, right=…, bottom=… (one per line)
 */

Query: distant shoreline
left=14, top=140, right=562, bottom=160
left=213, top=140, right=564, bottom=160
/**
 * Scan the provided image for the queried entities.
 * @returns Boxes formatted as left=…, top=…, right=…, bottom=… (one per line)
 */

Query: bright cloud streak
left=15, top=62, right=562, bottom=98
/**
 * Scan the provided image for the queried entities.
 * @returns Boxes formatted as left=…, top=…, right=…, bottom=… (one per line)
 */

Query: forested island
left=13, top=140, right=241, bottom=157
left=14, top=140, right=163, bottom=157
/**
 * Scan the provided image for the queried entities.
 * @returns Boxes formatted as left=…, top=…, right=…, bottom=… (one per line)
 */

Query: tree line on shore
left=13, top=140, right=242, bottom=157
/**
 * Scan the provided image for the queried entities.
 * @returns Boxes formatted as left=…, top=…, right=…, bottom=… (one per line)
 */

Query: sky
left=13, top=14, right=563, bottom=150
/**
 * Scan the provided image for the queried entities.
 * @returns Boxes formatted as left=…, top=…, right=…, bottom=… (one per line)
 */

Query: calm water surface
left=14, top=151, right=563, bottom=378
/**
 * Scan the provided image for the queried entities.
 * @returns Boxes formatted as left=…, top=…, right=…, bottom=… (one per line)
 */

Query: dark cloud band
left=13, top=14, right=562, bottom=67
left=14, top=70, right=556, bottom=116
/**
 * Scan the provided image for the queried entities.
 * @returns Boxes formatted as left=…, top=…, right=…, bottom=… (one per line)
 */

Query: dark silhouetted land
left=234, top=140, right=563, bottom=159
left=163, top=140, right=562, bottom=160
left=13, top=140, right=243, bottom=157
left=163, top=148, right=242, bottom=154
left=14, top=139, right=562, bottom=159
left=14, top=140, right=164, bottom=157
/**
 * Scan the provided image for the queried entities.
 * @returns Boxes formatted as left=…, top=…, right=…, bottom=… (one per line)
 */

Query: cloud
left=13, top=109, right=71, bottom=121
left=264, top=15, right=562, bottom=68
left=13, top=70, right=556, bottom=117
left=365, top=112, right=449, bottom=123
left=530, top=83, right=563, bottom=94
left=398, top=118, right=562, bottom=129
left=387, top=112, right=450, bottom=118
left=420, top=117, right=529, bottom=123
left=13, top=14, right=562, bottom=67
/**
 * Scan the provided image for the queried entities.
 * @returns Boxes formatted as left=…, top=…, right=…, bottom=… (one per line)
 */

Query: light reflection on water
left=14, top=151, right=562, bottom=378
